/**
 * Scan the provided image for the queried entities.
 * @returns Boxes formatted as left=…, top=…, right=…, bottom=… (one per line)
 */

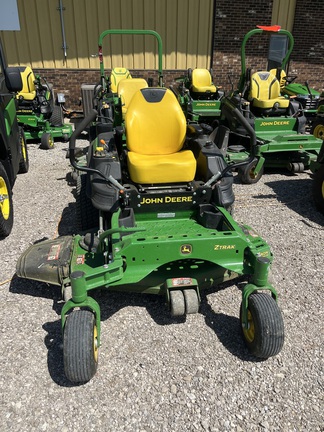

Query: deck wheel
left=183, top=289, right=200, bottom=314
left=170, top=290, right=185, bottom=317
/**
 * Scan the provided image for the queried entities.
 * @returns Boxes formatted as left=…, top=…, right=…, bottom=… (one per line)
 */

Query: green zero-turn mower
left=0, top=37, right=29, bottom=238
left=16, top=32, right=284, bottom=385
left=16, top=66, right=73, bottom=149
left=170, top=68, right=224, bottom=126
left=222, top=25, right=323, bottom=184
left=89, top=29, right=164, bottom=131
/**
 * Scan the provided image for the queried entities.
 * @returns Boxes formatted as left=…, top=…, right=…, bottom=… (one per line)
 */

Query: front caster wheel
left=40, top=132, right=54, bottom=150
left=238, top=159, right=264, bottom=184
left=240, top=293, right=284, bottom=358
left=63, top=310, right=99, bottom=383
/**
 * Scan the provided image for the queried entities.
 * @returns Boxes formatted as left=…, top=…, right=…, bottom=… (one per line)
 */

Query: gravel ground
left=0, top=139, right=323, bottom=432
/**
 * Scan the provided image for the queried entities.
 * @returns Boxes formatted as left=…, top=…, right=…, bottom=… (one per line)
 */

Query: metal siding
left=1, top=0, right=214, bottom=70
left=143, top=0, right=155, bottom=70
left=197, top=0, right=213, bottom=68
left=133, top=0, right=145, bottom=69
left=165, top=0, right=178, bottom=69
left=272, top=0, right=296, bottom=32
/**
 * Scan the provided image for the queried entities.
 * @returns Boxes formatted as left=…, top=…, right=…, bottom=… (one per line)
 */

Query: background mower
left=84, top=29, right=163, bottom=132
left=171, top=68, right=224, bottom=126
left=222, top=25, right=323, bottom=184
left=16, top=66, right=73, bottom=149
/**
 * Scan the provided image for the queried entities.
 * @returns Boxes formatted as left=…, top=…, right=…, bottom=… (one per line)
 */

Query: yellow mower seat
left=249, top=71, right=289, bottom=110
left=269, top=68, right=287, bottom=89
left=117, top=78, right=148, bottom=117
left=191, top=68, right=217, bottom=94
left=125, top=88, right=196, bottom=184
left=17, top=66, right=36, bottom=101
left=110, top=67, right=132, bottom=93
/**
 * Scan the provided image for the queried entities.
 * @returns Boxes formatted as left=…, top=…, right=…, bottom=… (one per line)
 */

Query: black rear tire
left=0, top=163, right=14, bottom=238
left=240, top=292, right=284, bottom=358
left=50, top=105, right=64, bottom=127
left=63, top=310, right=99, bottom=384
left=311, top=118, right=324, bottom=140
left=313, top=164, right=324, bottom=214
left=18, top=128, right=29, bottom=174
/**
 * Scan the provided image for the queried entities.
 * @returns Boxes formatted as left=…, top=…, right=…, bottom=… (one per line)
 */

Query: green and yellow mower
left=222, top=25, right=323, bottom=184
left=171, top=68, right=224, bottom=126
left=16, top=30, right=284, bottom=384
left=16, top=66, right=72, bottom=149
left=88, top=29, right=164, bottom=131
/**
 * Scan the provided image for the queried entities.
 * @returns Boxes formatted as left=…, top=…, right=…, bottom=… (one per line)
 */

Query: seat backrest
left=269, top=68, right=287, bottom=89
left=17, top=66, right=36, bottom=100
left=110, top=67, right=132, bottom=93
left=125, top=88, right=186, bottom=155
left=250, top=71, right=281, bottom=101
left=191, top=69, right=216, bottom=93
left=117, top=78, right=148, bottom=116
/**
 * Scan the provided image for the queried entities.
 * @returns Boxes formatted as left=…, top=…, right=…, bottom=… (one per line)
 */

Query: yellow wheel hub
left=313, top=123, right=324, bottom=140
left=0, top=176, right=10, bottom=220
left=243, top=309, right=255, bottom=343
left=21, top=136, right=27, bottom=161
left=93, top=325, right=99, bottom=362
left=249, top=168, right=257, bottom=179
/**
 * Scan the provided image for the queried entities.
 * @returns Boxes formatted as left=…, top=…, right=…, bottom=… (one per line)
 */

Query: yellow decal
left=180, top=244, right=192, bottom=254
left=214, top=244, right=235, bottom=250
left=260, top=120, right=290, bottom=127
left=258, top=251, right=269, bottom=257
left=140, top=196, right=192, bottom=205
left=196, top=102, right=217, bottom=107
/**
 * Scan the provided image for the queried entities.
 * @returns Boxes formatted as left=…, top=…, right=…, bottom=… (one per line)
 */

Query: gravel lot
left=0, top=138, right=323, bottom=432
